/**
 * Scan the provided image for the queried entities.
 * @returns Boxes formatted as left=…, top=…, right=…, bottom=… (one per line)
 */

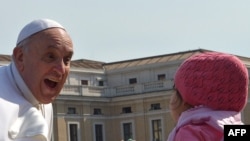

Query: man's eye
left=48, top=54, right=55, bottom=59
left=48, top=52, right=58, bottom=59
left=64, top=57, right=71, bottom=66
left=43, top=53, right=56, bottom=62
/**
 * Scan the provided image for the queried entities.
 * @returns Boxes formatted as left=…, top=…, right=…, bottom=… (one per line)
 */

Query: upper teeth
left=48, top=78, right=59, bottom=82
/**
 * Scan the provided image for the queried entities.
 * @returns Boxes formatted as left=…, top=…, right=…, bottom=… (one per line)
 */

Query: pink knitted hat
left=174, top=52, right=249, bottom=112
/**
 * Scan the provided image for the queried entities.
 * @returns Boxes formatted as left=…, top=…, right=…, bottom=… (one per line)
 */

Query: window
left=129, top=78, right=137, bottom=84
left=94, top=108, right=102, bottom=115
left=68, top=107, right=76, bottom=114
left=95, top=124, right=104, bottom=141
left=152, top=119, right=162, bottom=141
left=98, top=81, right=104, bottom=86
left=122, top=107, right=132, bottom=114
left=69, top=124, right=78, bottom=141
left=81, top=80, right=88, bottom=85
left=123, top=123, right=133, bottom=141
left=157, top=74, right=166, bottom=80
left=150, top=103, right=161, bottom=110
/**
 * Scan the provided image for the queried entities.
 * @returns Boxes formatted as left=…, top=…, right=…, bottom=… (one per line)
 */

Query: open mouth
left=44, top=78, right=58, bottom=89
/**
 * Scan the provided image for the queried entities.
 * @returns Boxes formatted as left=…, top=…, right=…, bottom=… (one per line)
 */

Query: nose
left=53, top=59, right=66, bottom=75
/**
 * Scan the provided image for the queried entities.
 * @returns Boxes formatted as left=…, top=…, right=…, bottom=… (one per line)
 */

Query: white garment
left=8, top=107, right=48, bottom=141
left=0, top=63, right=53, bottom=141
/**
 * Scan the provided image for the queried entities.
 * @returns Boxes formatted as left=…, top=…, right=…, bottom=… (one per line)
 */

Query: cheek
left=25, top=66, right=46, bottom=86
left=170, top=106, right=183, bottom=123
left=170, top=109, right=179, bottom=122
left=63, top=69, right=70, bottom=80
left=169, top=94, right=178, bottom=108
left=169, top=94, right=182, bottom=122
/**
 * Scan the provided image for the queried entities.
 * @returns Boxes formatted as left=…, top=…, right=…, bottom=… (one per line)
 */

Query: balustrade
left=60, top=80, right=174, bottom=97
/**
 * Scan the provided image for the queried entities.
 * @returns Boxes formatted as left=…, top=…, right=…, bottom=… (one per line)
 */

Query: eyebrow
left=47, top=45, right=74, bottom=54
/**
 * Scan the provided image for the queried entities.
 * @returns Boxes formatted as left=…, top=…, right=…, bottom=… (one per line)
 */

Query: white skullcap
left=16, top=19, right=65, bottom=45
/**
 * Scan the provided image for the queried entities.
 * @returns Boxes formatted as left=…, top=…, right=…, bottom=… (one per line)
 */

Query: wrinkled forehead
left=18, top=29, right=71, bottom=50
left=28, top=28, right=73, bottom=52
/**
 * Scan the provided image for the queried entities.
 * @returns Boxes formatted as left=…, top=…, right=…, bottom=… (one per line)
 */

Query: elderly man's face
left=14, top=28, right=73, bottom=104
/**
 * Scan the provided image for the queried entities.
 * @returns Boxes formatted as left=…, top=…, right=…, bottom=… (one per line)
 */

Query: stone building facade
left=1, top=49, right=250, bottom=141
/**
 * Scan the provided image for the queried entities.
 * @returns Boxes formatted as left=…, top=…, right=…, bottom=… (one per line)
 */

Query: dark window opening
left=122, top=107, right=132, bottom=114
left=152, top=119, right=162, bottom=141
left=68, top=107, right=76, bottom=114
left=81, top=80, right=88, bottom=85
left=150, top=103, right=161, bottom=110
left=94, top=108, right=102, bottom=115
left=98, top=81, right=104, bottom=86
left=95, top=124, right=103, bottom=141
left=69, top=124, right=78, bottom=141
left=157, top=74, right=166, bottom=80
left=123, top=123, right=133, bottom=141
left=129, top=78, right=137, bottom=84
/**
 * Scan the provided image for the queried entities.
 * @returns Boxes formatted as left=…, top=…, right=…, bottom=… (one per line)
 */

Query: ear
left=13, top=47, right=25, bottom=72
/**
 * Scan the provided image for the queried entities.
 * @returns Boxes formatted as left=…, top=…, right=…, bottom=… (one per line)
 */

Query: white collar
left=10, top=62, right=39, bottom=106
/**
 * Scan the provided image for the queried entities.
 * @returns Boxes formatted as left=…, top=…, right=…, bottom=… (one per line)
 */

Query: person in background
left=167, top=52, right=249, bottom=141
left=0, top=19, right=74, bottom=141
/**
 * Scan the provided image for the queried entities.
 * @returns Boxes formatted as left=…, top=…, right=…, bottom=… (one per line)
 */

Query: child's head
left=173, top=52, right=249, bottom=112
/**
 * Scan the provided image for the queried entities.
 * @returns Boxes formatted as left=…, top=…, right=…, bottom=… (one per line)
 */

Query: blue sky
left=1, top=0, right=250, bottom=62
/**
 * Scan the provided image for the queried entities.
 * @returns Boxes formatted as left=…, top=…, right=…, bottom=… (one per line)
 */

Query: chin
left=40, top=99, right=53, bottom=104
left=39, top=94, right=57, bottom=104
